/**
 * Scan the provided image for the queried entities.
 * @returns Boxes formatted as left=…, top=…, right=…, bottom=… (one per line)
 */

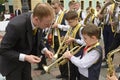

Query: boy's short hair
left=82, top=23, right=101, bottom=39
left=65, top=10, right=78, bottom=20
left=68, top=1, right=75, bottom=7
left=96, top=4, right=101, bottom=9
left=51, top=0, right=61, bottom=6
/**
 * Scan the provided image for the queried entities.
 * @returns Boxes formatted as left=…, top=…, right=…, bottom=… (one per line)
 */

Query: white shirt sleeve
left=57, top=20, right=70, bottom=31
left=74, top=27, right=85, bottom=45
left=70, top=50, right=100, bottom=68
left=19, top=53, right=26, bottom=61
left=41, top=47, right=48, bottom=54
left=57, top=24, right=70, bottom=31
left=94, top=17, right=100, bottom=26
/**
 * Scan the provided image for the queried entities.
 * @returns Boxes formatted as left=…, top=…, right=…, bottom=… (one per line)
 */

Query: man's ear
left=33, top=16, right=39, bottom=26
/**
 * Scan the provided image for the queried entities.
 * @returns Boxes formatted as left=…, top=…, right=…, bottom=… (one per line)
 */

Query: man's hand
left=44, top=49, right=53, bottom=59
left=25, top=55, right=41, bottom=64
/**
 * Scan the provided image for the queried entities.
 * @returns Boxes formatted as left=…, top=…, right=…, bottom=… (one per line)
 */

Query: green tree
left=0, top=0, right=5, bottom=4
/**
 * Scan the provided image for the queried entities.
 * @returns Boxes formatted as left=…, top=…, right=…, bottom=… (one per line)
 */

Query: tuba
left=107, top=46, right=120, bottom=76
left=43, top=45, right=83, bottom=73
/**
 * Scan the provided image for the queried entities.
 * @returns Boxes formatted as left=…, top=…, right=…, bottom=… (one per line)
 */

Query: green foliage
left=0, top=0, right=5, bottom=4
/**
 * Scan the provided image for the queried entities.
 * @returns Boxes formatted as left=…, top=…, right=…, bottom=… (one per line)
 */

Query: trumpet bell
left=53, top=53, right=58, bottom=60
left=42, top=65, right=50, bottom=73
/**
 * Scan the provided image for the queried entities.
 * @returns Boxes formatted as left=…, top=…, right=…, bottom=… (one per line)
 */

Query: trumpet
left=53, top=27, right=72, bottom=59
left=107, top=46, right=120, bottom=76
left=43, top=45, right=83, bottom=73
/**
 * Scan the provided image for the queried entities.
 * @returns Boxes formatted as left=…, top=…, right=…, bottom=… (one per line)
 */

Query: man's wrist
left=19, top=53, right=26, bottom=61
left=41, top=47, right=48, bottom=54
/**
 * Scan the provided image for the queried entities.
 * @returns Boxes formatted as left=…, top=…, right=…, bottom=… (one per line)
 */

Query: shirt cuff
left=41, top=47, right=48, bottom=54
left=57, top=24, right=63, bottom=30
left=19, top=53, right=26, bottom=61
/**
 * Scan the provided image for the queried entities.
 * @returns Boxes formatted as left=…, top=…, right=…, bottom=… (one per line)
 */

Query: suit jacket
left=0, top=12, right=45, bottom=76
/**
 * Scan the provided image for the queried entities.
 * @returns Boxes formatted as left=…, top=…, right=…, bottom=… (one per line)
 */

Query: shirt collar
left=31, top=14, right=36, bottom=30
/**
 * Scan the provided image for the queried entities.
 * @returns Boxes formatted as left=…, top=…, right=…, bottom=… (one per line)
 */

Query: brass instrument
left=84, top=7, right=95, bottom=25
left=43, top=45, right=83, bottom=73
left=112, top=0, right=120, bottom=4
left=53, top=28, right=72, bottom=59
left=107, top=46, right=120, bottom=76
left=98, top=1, right=113, bottom=28
left=99, top=2, right=113, bottom=15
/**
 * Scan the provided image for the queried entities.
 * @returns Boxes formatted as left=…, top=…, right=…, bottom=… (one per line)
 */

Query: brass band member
left=74, top=1, right=86, bottom=23
left=63, top=23, right=102, bottom=80
left=100, top=0, right=115, bottom=68
left=64, top=10, right=85, bottom=80
left=51, top=0, right=69, bottom=79
left=108, top=0, right=120, bottom=72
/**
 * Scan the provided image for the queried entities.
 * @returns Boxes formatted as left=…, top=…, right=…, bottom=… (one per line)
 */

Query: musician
left=64, top=10, right=85, bottom=80
left=94, top=4, right=102, bottom=26
left=63, top=23, right=102, bottom=80
left=0, top=3, right=54, bottom=80
left=68, top=0, right=75, bottom=11
left=83, top=7, right=96, bottom=26
left=97, top=0, right=115, bottom=68
left=74, top=1, right=86, bottom=23
left=51, top=0, right=69, bottom=79
left=108, top=1, right=120, bottom=72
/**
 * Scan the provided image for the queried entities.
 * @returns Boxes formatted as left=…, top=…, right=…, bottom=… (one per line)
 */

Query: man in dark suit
left=0, top=3, right=54, bottom=80
left=15, top=7, right=21, bottom=16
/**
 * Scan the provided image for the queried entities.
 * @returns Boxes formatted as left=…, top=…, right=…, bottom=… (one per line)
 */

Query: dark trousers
left=77, top=73, right=88, bottom=80
left=54, top=36, right=68, bottom=78
left=6, top=62, right=32, bottom=80
left=58, top=54, right=68, bottom=78
left=103, top=25, right=114, bottom=59
left=54, top=36, right=59, bottom=53
left=37, top=54, right=47, bottom=69
left=69, top=61, right=79, bottom=80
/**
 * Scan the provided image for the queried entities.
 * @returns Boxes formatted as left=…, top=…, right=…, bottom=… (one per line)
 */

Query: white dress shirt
left=70, top=49, right=100, bottom=77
